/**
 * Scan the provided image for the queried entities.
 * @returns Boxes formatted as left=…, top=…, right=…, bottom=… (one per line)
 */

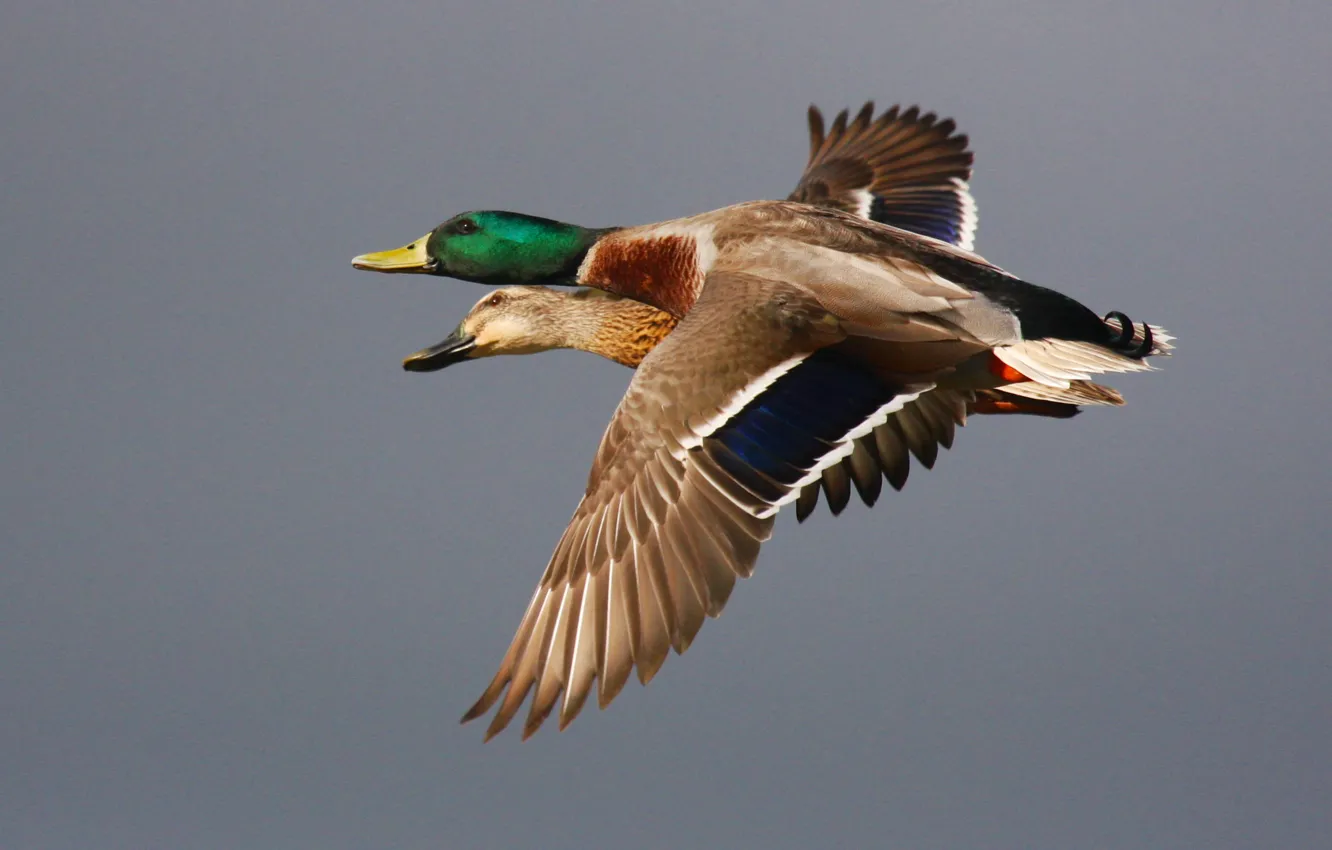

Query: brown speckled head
left=403, top=286, right=679, bottom=371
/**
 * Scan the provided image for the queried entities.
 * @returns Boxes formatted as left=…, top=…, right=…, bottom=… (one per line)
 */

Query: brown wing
left=460, top=273, right=931, bottom=739
left=789, top=102, right=977, bottom=248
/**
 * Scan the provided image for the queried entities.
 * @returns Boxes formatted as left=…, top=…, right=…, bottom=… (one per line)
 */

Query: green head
left=352, top=211, right=607, bottom=286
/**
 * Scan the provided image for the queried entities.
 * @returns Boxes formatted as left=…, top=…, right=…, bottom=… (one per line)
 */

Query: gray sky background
left=3, top=2, right=1329, bottom=848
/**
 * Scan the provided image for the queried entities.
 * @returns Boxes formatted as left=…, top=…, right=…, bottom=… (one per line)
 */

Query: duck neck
left=549, top=293, right=677, bottom=368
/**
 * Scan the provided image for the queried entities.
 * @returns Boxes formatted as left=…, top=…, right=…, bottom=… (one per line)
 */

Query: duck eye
left=455, top=219, right=479, bottom=235
left=487, top=293, right=504, bottom=308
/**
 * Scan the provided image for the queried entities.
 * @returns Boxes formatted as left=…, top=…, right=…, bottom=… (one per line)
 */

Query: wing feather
left=791, top=102, right=976, bottom=248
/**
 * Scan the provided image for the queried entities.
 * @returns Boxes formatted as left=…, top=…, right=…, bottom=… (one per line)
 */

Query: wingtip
left=636, top=654, right=667, bottom=686
left=854, top=100, right=875, bottom=128
left=598, top=670, right=631, bottom=710
left=460, top=702, right=486, bottom=725
left=807, top=104, right=825, bottom=156
left=557, top=713, right=575, bottom=733
left=484, top=709, right=515, bottom=741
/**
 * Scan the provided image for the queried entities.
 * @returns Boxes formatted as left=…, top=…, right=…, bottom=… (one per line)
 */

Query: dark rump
left=922, top=252, right=1111, bottom=344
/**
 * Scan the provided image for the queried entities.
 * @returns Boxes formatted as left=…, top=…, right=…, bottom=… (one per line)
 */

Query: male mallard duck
left=377, top=103, right=999, bottom=522
left=354, top=116, right=1172, bottom=741
left=389, top=104, right=1121, bottom=522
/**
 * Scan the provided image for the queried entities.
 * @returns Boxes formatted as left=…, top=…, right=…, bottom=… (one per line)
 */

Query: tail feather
left=995, top=315, right=1173, bottom=389
left=998, top=379, right=1124, bottom=407
left=1105, top=317, right=1175, bottom=356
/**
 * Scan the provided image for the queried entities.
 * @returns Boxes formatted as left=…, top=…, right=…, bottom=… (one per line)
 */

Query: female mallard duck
left=402, top=285, right=1123, bottom=522
left=353, top=112, right=1172, bottom=741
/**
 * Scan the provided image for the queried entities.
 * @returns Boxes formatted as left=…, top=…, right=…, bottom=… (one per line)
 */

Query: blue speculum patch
left=705, top=350, right=896, bottom=494
left=871, top=190, right=966, bottom=246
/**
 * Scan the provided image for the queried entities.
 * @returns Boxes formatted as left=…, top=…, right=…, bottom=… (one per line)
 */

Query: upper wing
left=789, top=102, right=977, bottom=249
left=462, top=272, right=931, bottom=739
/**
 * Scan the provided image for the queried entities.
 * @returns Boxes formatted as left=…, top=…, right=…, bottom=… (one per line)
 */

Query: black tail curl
left=1103, top=311, right=1154, bottom=359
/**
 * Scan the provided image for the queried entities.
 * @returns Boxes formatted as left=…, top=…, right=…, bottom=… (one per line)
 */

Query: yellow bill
left=351, top=233, right=434, bottom=272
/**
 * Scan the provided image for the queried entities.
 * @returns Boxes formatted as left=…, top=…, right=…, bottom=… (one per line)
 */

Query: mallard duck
left=353, top=114, right=1172, bottom=741
left=380, top=103, right=1005, bottom=521
left=402, top=285, right=1123, bottom=520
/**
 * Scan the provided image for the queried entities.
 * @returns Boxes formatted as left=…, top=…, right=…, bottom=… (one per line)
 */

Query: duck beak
left=402, top=326, right=477, bottom=372
left=352, top=233, right=436, bottom=273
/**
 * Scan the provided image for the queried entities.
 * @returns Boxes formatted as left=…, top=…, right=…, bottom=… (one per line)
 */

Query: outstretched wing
left=462, top=273, right=930, bottom=739
left=789, top=102, right=977, bottom=249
